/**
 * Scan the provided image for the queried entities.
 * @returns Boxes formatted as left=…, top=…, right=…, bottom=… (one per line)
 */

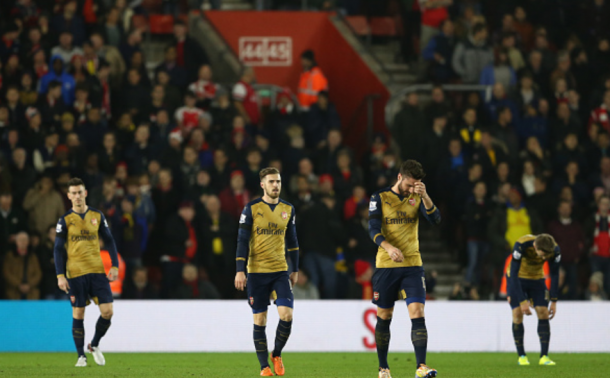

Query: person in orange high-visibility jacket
left=101, top=249, right=126, bottom=297
left=499, top=255, right=550, bottom=297
left=297, top=50, right=328, bottom=110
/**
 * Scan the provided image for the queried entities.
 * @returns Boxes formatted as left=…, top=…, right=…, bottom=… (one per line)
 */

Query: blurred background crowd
left=0, top=0, right=609, bottom=302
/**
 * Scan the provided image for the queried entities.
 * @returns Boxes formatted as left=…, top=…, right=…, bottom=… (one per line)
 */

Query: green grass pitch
left=0, top=352, right=608, bottom=377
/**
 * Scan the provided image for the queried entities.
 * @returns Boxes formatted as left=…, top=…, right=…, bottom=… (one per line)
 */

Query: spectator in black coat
left=199, top=195, right=237, bottom=299
left=463, top=181, right=493, bottom=295
left=547, top=200, right=586, bottom=299
left=305, top=91, right=340, bottom=149
left=392, top=92, right=425, bottom=162
left=98, top=132, right=120, bottom=175
left=124, top=124, right=160, bottom=176
left=111, top=197, right=147, bottom=277
left=50, top=1, right=86, bottom=46
left=77, top=107, right=107, bottom=151
left=37, top=81, right=65, bottom=128
left=160, top=201, right=198, bottom=298
left=21, top=108, right=45, bottom=154
left=172, top=20, right=209, bottom=83
left=491, top=106, right=520, bottom=165
left=553, top=133, right=589, bottom=177
left=155, top=46, right=187, bottom=90
left=0, top=192, right=28, bottom=255
left=315, top=128, right=347, bottom=175
left=299, top=195, right=346, bottom=299
left=122, top=267, right=159, bottom=300
left=119, top=68, right=150, bottom=120
left=10, top=148, right=37, bottom=208
left=552, top=161, right=590, bottom=207
left=421, top=115, right=450, bottom=186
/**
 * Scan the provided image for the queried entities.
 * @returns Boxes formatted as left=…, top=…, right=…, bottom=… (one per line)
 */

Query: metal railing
left=385, top=84, right=492, bottom=128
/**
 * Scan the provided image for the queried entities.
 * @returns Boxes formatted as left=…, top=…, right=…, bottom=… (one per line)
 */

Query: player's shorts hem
left=251, top=307, right=269, bottom=314
left=405, top=297, right=426, bottom=305
left=275, top=299, right=293, bottom=308
left=373, top=303, right=395, bottom=309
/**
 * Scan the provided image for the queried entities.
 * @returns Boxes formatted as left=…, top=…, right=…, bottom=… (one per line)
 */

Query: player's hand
left=289, top=272, right=298, bottom=287
left=414, top=182, right=429, bottom=199
left=235, top=271, right=247, bottom=291
left=107, top=267, right=119, bottom=282
left=520, top=301, right=532, bottom=316
left=549, top=302, right=557, bottom=320
left=57, top=276, right=70, bottom=294
left=386, top=245, right=404, bottom=262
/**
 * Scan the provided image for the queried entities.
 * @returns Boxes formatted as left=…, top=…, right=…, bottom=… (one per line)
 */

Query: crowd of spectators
left=1, top=0, right=610, bottom=303
left=390, top=0, right=610, bottom=300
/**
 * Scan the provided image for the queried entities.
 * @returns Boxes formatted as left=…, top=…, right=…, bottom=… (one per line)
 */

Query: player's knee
left=377, top=308, right=393, bottom=320
left=72, top=307, right=85, bottom=320
left=512, top=309, right=523, bottom=323
left=102, top=309, right=113, bottom=319
left=279, top=308, right=293, bottom=322
left=536, top=307, right=549, bottom=319
left=253, top=312, right=267, bottom=326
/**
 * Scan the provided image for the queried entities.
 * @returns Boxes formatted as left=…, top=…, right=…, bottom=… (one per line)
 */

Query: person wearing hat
left=297, top=49, right=328, bottom=110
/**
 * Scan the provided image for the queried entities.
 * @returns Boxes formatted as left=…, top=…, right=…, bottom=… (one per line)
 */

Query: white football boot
left=75, top=356, right=87, bottom=367
left=88, top=343, right=106, bottom=366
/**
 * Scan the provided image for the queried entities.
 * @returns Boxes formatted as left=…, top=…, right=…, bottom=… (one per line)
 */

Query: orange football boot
left=270, top=354, right=285, bottom=376
left=260, top=366, right=274, bottom=376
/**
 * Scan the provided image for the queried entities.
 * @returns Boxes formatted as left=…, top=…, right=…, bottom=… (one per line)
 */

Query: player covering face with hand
left=368, top=160, right=441, bottom=378
left=235, top=167, right=299, bottom=376
left=507, top=233, right=561, bottom=366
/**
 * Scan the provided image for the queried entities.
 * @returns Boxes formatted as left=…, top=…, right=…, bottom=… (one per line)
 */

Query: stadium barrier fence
left=1, top=300, right=608, bottom=352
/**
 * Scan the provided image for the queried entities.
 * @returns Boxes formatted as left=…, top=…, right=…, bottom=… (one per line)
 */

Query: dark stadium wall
left=205, top=11, right=390, bottom=157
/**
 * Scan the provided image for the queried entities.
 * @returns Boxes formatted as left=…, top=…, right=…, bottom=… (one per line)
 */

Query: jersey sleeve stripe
left=373, top=233, right=383, bottom=243
left=426, top=206, right=437, bottom=214
left=287, top=247, right=299, bottom=251
left=236, top=257, right=246, bottom=261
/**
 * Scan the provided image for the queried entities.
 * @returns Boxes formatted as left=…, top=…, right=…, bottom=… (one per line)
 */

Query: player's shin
left=272, top=320, right=292, bottom=358
left=375, top=317, right=392, bottom=370
left=411, top=317, right=427, bottom=368
left=91, top=316, right=111, bottom=347
left=513, top=322, right=526, bottom=356
left=72, top=319, right=85, bottom=357
left=538, top=319, right=550, bottom=357
left=253, top=324, right=270, bottom=369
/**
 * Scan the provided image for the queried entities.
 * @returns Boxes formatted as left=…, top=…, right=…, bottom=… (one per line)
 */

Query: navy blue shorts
left=372, top=266, right=426, bottom=308
left=508, top=278, right=549, bottom=309
left=68, top=273, right=113, bottom=308
left=247, top=271, right=293, bottom=314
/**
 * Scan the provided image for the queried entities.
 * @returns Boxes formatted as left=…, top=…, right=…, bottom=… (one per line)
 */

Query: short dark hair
left=67, top=177, right=85, bottom=189
left=260, top=167, right=280, bottom=181
left=399, top=160, right=426, bottom=180
left=48, top=80, right=62, bottom=90
left=534, top=234, right=555, bottom=254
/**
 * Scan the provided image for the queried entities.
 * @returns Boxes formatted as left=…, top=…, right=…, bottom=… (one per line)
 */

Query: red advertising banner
left=206, top=11, right=390, bottom=155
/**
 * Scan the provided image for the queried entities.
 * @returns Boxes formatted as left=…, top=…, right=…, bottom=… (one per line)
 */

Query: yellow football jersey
left=368, top=188, right=441, bottom=268
left=236, top=198, right=299, bottom=273
left=55, top=208, right=118, bottom=279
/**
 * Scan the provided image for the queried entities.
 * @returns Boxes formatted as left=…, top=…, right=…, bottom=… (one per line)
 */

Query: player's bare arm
left=107, top=267, right=119, bottom=282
